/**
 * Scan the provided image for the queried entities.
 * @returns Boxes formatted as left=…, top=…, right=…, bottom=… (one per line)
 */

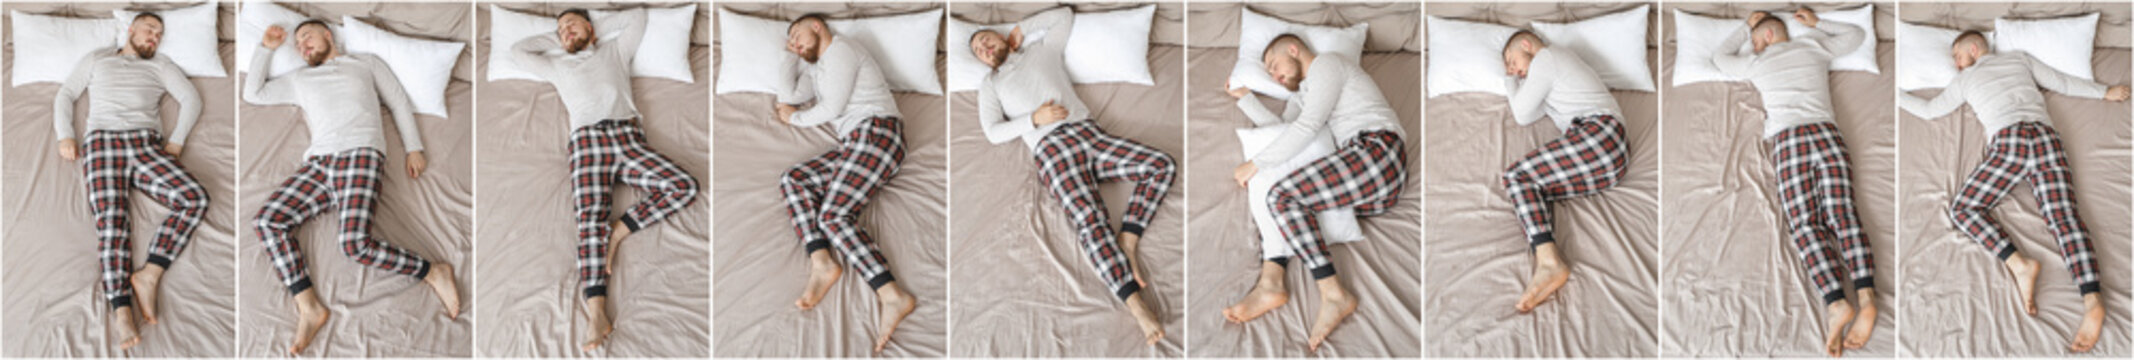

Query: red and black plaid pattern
left=1501, top=114, right=1627, bottom=246
left=1033, top=121, right=1176, bottom=300
left=781, top=117, right=905, bottom=289
left=570, top=119, right=701, bottom=298
left=1949, top=121, right=2099, bottom=294
left=1269, top=131, right=1407, bottom=279
left=1770, top=123, right=1874, bottom=304
left=81, top=129, right=209, bottom=309
left=254, top=148, right=430, bottom=295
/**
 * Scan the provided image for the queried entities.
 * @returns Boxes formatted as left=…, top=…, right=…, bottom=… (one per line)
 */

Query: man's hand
left=1226, top=82, right=1252, bottom=99
left=57, top=139, right=79, bottom=161
left=163, top=142, right=183, bottom=157
left=263, top=25, right=287, bottom=49
left=775, top=103, right=800, bottom=123
left=2108, top=85, right=2131, bottom=102
left=1746, top=11, right=1769, bottom=27
left=1232, top=162, right=1258, bottom=187
left=1032, top=100, right=1068, bottom=126
left=1793, top=7, right=1820, bottom=28
left=1008, top=26, right=1025, bottom=52
left=406, top=151, right=428, bottom=179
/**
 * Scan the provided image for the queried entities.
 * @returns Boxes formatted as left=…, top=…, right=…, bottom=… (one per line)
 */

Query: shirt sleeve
left=1020, top=7, right=1075, bottom=58
left=1235, top=94, right=1284, bottom=127
left=2025, top=53, right=2108, bottom=99
left=1807, top=21, right=1867, bottom=57
left=510, top=33, right=562, bottom=78
left=365, top=55, right=425, bottom=153
left=242, top=45, right=298, bottom=106
left=52, top=52, right=98, bottom=141
left=1251, top=58, right=1345, bottom=167
left=1898, top=77, right=1966, bottom=120
left=1506, top=50, right=1557, bottom=126
left=608, top=8, right=649, bottom=61
left=786, top=45, right=858, bottom=128
left=155, top=56, right=204, bottom=145
left=1711, top=26, right=1757, bottom=78
left=978, top=75, right=1037, bottom=144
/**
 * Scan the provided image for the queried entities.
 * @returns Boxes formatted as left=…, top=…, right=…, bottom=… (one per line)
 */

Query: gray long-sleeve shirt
left=54, top=48, right=202, bottom=144
left=1713, top=22, right=1866, bottom=138
left=1504, top=47, right=1620, bottom=131
left=781, top=33, right=900, bottom=136
left=977, top=7, right=1086, bottom=151
left=1899, top=52, right=2107, bottom=135
left=512, top=8, right=647, bottom=130
left=1236, top=53, right=1401, bottom=167
left=244, top=46, right=424, bottom=156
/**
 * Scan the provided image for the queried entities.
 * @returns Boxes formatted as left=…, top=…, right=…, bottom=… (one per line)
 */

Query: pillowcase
left=237, top=2, right=331, bottom=77
left=1777, top=4, right=1879, bottom=74
left=487, top=5, right=698, bottom=83
left=10, top=11, right=123, bottom=87
left=945, top=6, right=1158, bottom=92
left=1896, top=22, right=1965, bottom=91
left=1529, top=4, right=1654, bottom=91
left=115, top=2, right=226, bottom=78
left=712, top=8, right=798, bottom=95
left=339, top=16, right=464, bottom=118
left=1668, top=9, right=1746, bottom=86
left=1995, top=13, right=2099, bottom=81
left=1424, top=16, right=1518, bottom=97
left=1231, top=10, right=1368, bottom=100
left=825, top=9, right=945, bottom=95
left=1237, top=123, right=1365, bottom=255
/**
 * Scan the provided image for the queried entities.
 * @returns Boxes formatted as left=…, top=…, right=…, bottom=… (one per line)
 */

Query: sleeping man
left=54, top=12, right=205, bottom=349
left=510, top=8, right=702, bottom=351
left=779, top=14, right=917, bottom=353
left=1900, top=28, right=2129, bottom=353
left=1488, top=28, right=1627, bottom=317
left=1221, top=34, right=1404, bottom=351
left=247, top=22, right=462, bottom=355
left=970, top=6, right=1173, bottom=344
left=1712, top=8, right=1875, bottom=356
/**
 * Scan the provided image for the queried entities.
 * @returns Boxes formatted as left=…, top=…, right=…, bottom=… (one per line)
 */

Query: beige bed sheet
left=472, top=3, right=711, bottom=357
left=232, top=2, right=474, bottom=356
left=1658, top=3, right=1898, bottom=357
left=1181, top=3, right=1422, bottom=358
left=1896, top=3, right=2133, bottom=356
left=710, top=3, right=949, bottom=357
left=0, top=2, right=238, bottom=356
left=1421, top=3, right=1659, bottom=357
left=945, top=3, right=1185, bottom=357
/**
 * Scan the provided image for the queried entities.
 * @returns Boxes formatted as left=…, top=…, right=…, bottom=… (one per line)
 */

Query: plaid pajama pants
left=1269, top=131, right=1408, bottom=279
left=1949, top=121, right=2099, bottom=295
left=782, top=117, right=905, bottom=290
left=81, top=129, right=209, bottom=309
left=255, top=148, right=429, bottom=295
left=571, top=119, right=701, bottom=298
left=1771, top=123, right=1875, bottom=304
left=1034, top=121, right=1176, bottom=300
left=1502, top=114, right=1627, bottom=247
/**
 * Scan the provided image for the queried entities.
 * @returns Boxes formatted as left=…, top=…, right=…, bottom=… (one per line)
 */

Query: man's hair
left=131, top=11, right=161, bottom=25
left=789, top=13, right=829, bottom=34
left=295, top=18, right=332, bottom=38
left=1263, top=34, right=1310, bottom=60
left=1503, top=30, right=1543, bottom=54
left=1954, top=30, right=1989, bottom=52
left=558, top=8, right=592, bottom=25
left=1752, top=15, right=1788, bottom=39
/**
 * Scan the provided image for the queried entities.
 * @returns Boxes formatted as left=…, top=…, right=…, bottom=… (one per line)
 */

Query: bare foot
left=582, top=295, right=613, bottom=351
left=289, top=290, right=331, bottom=355
left=132, top=264, right=165, bottom=325
left=795, top=250, right=842, bottom=310
left=1516, top=243, right=1570, bottom=313
left=2006, top=255, right=2041, bottom=315
left=1120, top=232, right=1148, bottom=287
left=424, top=263, right=462, bottom=319
left=1222, top=261, right=1288, bottom=323
left=1306, top=276, right=1358, bottom=352
left=111, top=306, right=141, bottom=349
left=1845, top=289, right=1877, bottom=349
left=1124, top=293, right=1165, bottom=345
left=2072, top=293, right=2104, bottom=352
left=873, top=282, right=917, bottom=353
left=1822, top=300, right=1856, bottom=357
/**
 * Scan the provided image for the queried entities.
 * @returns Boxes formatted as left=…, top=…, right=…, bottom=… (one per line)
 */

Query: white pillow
left=485, top=5, right=551, bottom=82
left=1529, top=4, right=1654, bottom=91
left=1896, top=22, right=1965, bottom=91
left=115, top=2, right=226, bottom=78
left=488, top=5, right=698, bottom=83
left=1668, top=10, right=1746, bottom=86
left=339, top=15, right=464, bottom=118
left=1063, top=6, right=1155, bottom=86
left=9, top=11, right=123, bottom=87
left=712, top=8, right=799, bottom=95
left=1424, top=16, right=1518, bottom=97
left=1995, top=13, right=2098, bottom=81
left=1778, top=4, right=1878, bottom=74
left=1236, top=123, right=1365, bottom=256
left=825, top=10, right=944, bottom=95
left=236, top=2, right=332, bottom=77
left=946, top=17, right=1012, bottom=92
left=1231, top=10, right=1368, bottom=100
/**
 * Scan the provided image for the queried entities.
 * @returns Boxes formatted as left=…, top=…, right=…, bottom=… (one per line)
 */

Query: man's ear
left=1286, top=43, right=1300, bottom=58
left=1520, top=38, right=1537, bottom=53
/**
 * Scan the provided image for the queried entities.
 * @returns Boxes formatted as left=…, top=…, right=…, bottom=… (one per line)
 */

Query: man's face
left=1953, top=42, right=1983, bottom=71
left=970, top=31, right=1010, bottom=69
left=558, top=13, right=594, bottom=54
left=126, top=16, right=162, bottom=59
left=1503, top=44, right=1534, bottom=78
left=786, top=20, right=823, bottom=63
left=1263, top=47, right=1304, bottom=92
left=295, top=24, right=335, bottom=66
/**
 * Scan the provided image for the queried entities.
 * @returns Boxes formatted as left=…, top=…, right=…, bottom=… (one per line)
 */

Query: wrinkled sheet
left=1, top=2, right=238, bottom=357
left=710, top=3, right=949, bottom=357
left=1659, top=3, right=1897, bottom=356
left=473, top=3, right=711, bottom=357
left=232, top=2, right=474, bottom=356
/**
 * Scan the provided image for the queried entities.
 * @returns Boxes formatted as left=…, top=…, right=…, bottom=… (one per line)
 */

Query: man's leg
left=781, top=143, right=843, bottom=309
left=1797, top=124, right=1880, bottom=350
left=1500, top=115, right=1626, bottom=312
left=567, top=124, right=623, bottom=350
left=1771, top=123, right=1859, bottom=357
left=322, top=150, right=456, bottom=319
left=1947, top=127, right=2034, bottom=317
left=1080, top=121, right=1176, bottom=287
left=253, top=157, right=333, bottom=355
left=2028, top=125, right=2105, bottom=352
left=128, top=132, right=210, bottom=326
left=1266, top=131, right=1405, bottom=351
left=81, top=131, right=141, bottom=348
left=1034, top=122, right=1161, bottom=343
left=801, top=117, right=912, bottom=352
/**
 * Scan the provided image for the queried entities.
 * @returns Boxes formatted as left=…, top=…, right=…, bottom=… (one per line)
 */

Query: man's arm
left=2023, top=53, right=2110, bottom=99
left=785, top=46, right=858, bottom=127
left=1506, top=50, right=1557, bottom=126
left=1711, top=25, right=1757, bottom=78
left=242, top=46, right=298, bottom=106
left=364, top=55, right=425, bottom=153
left=510, top=33, right=563, bottom=79
left=154, top=57, right=203, bottom=146
left=1251, top=59, right=1346, bottom=167
left=1898, top=82, right=1966, bottom=119
left=1806, top=21, right=1867, bottom=59
left=607, top=8, right=649, bottom=60
left=52, top=51, right=99, bottom=141
left=777, top=58, right=816, bottom=105
left=1019, top=7, right=1074, bottom=57
left=978, top=77, right=1037, bottom=144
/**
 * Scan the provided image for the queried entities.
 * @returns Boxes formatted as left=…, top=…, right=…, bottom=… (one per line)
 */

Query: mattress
left=1895, top=3, right=2133, bottom=356
left=232, top=2, right=475, bottom=356
left=0, top=2, right=239, bottom=357
left=1183, top=3, right=1422, bottom=358
left=710, top=3, right=949, bottom=357
left=472, top=3, right=711, bottom=357
left=1658, top=3, right=1898, bottom=357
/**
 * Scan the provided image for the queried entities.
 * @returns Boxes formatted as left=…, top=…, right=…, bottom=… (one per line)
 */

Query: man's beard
left=798, top=46, right=821, bottom=63
left=304, top=48, right=330, bottom=67
left=1281, top=75, right=1302, bottom=92
left=986, top=47, right=1009, bottom=71
left=129, top=43, right=157, bottom=60
left=564, top=36, right=591, bottom=54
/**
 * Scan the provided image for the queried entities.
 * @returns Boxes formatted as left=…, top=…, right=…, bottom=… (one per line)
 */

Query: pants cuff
left=1995, top=245, right=2016, bottom=260
left=804, top=240, right=832, bottom=254
left=2082, top=282, right=2101, bottom=295
left=1310, top=264, right=1337, bottom=279
left=1268, top=257, right=1290, bottom=268
left=110, top=295, right=133, bottom=309
left=1852, top=277, right=1876, bottom=290
left=1119, top=223, right=1146, bottom=237
left=866, top=272, right=896, bottom=290
left=410, top=262, right=432, bottom=281
left=621, top=214, right=645, bottom=233
left=584, top=285, right=608, bottom=299
left=1530, top=232, right=1557, bottom=248
left=147, top=254, right=174, bottom=269
left=1113, top=280, right=1141, bottom=300
left=1821, top=289, right=1846, bottom=305
left=287, top=278, right=314, bottom=296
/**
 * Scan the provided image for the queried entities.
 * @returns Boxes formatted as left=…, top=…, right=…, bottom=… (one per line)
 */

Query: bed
left=1895, top=2, right=2132, bottom=356
left=0, top=2, right=238, bottom=356
left=710, top=3, right=949, bottom=357
left=1182, top=3, right=1422, bottom=357
left=231, top=2, right=474, bottom=356
left=1658, top=2, right=1897, bottom=357
left=944, top=2, right=1185, bottom=357
left=473, top=2, right=710, bottom=357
